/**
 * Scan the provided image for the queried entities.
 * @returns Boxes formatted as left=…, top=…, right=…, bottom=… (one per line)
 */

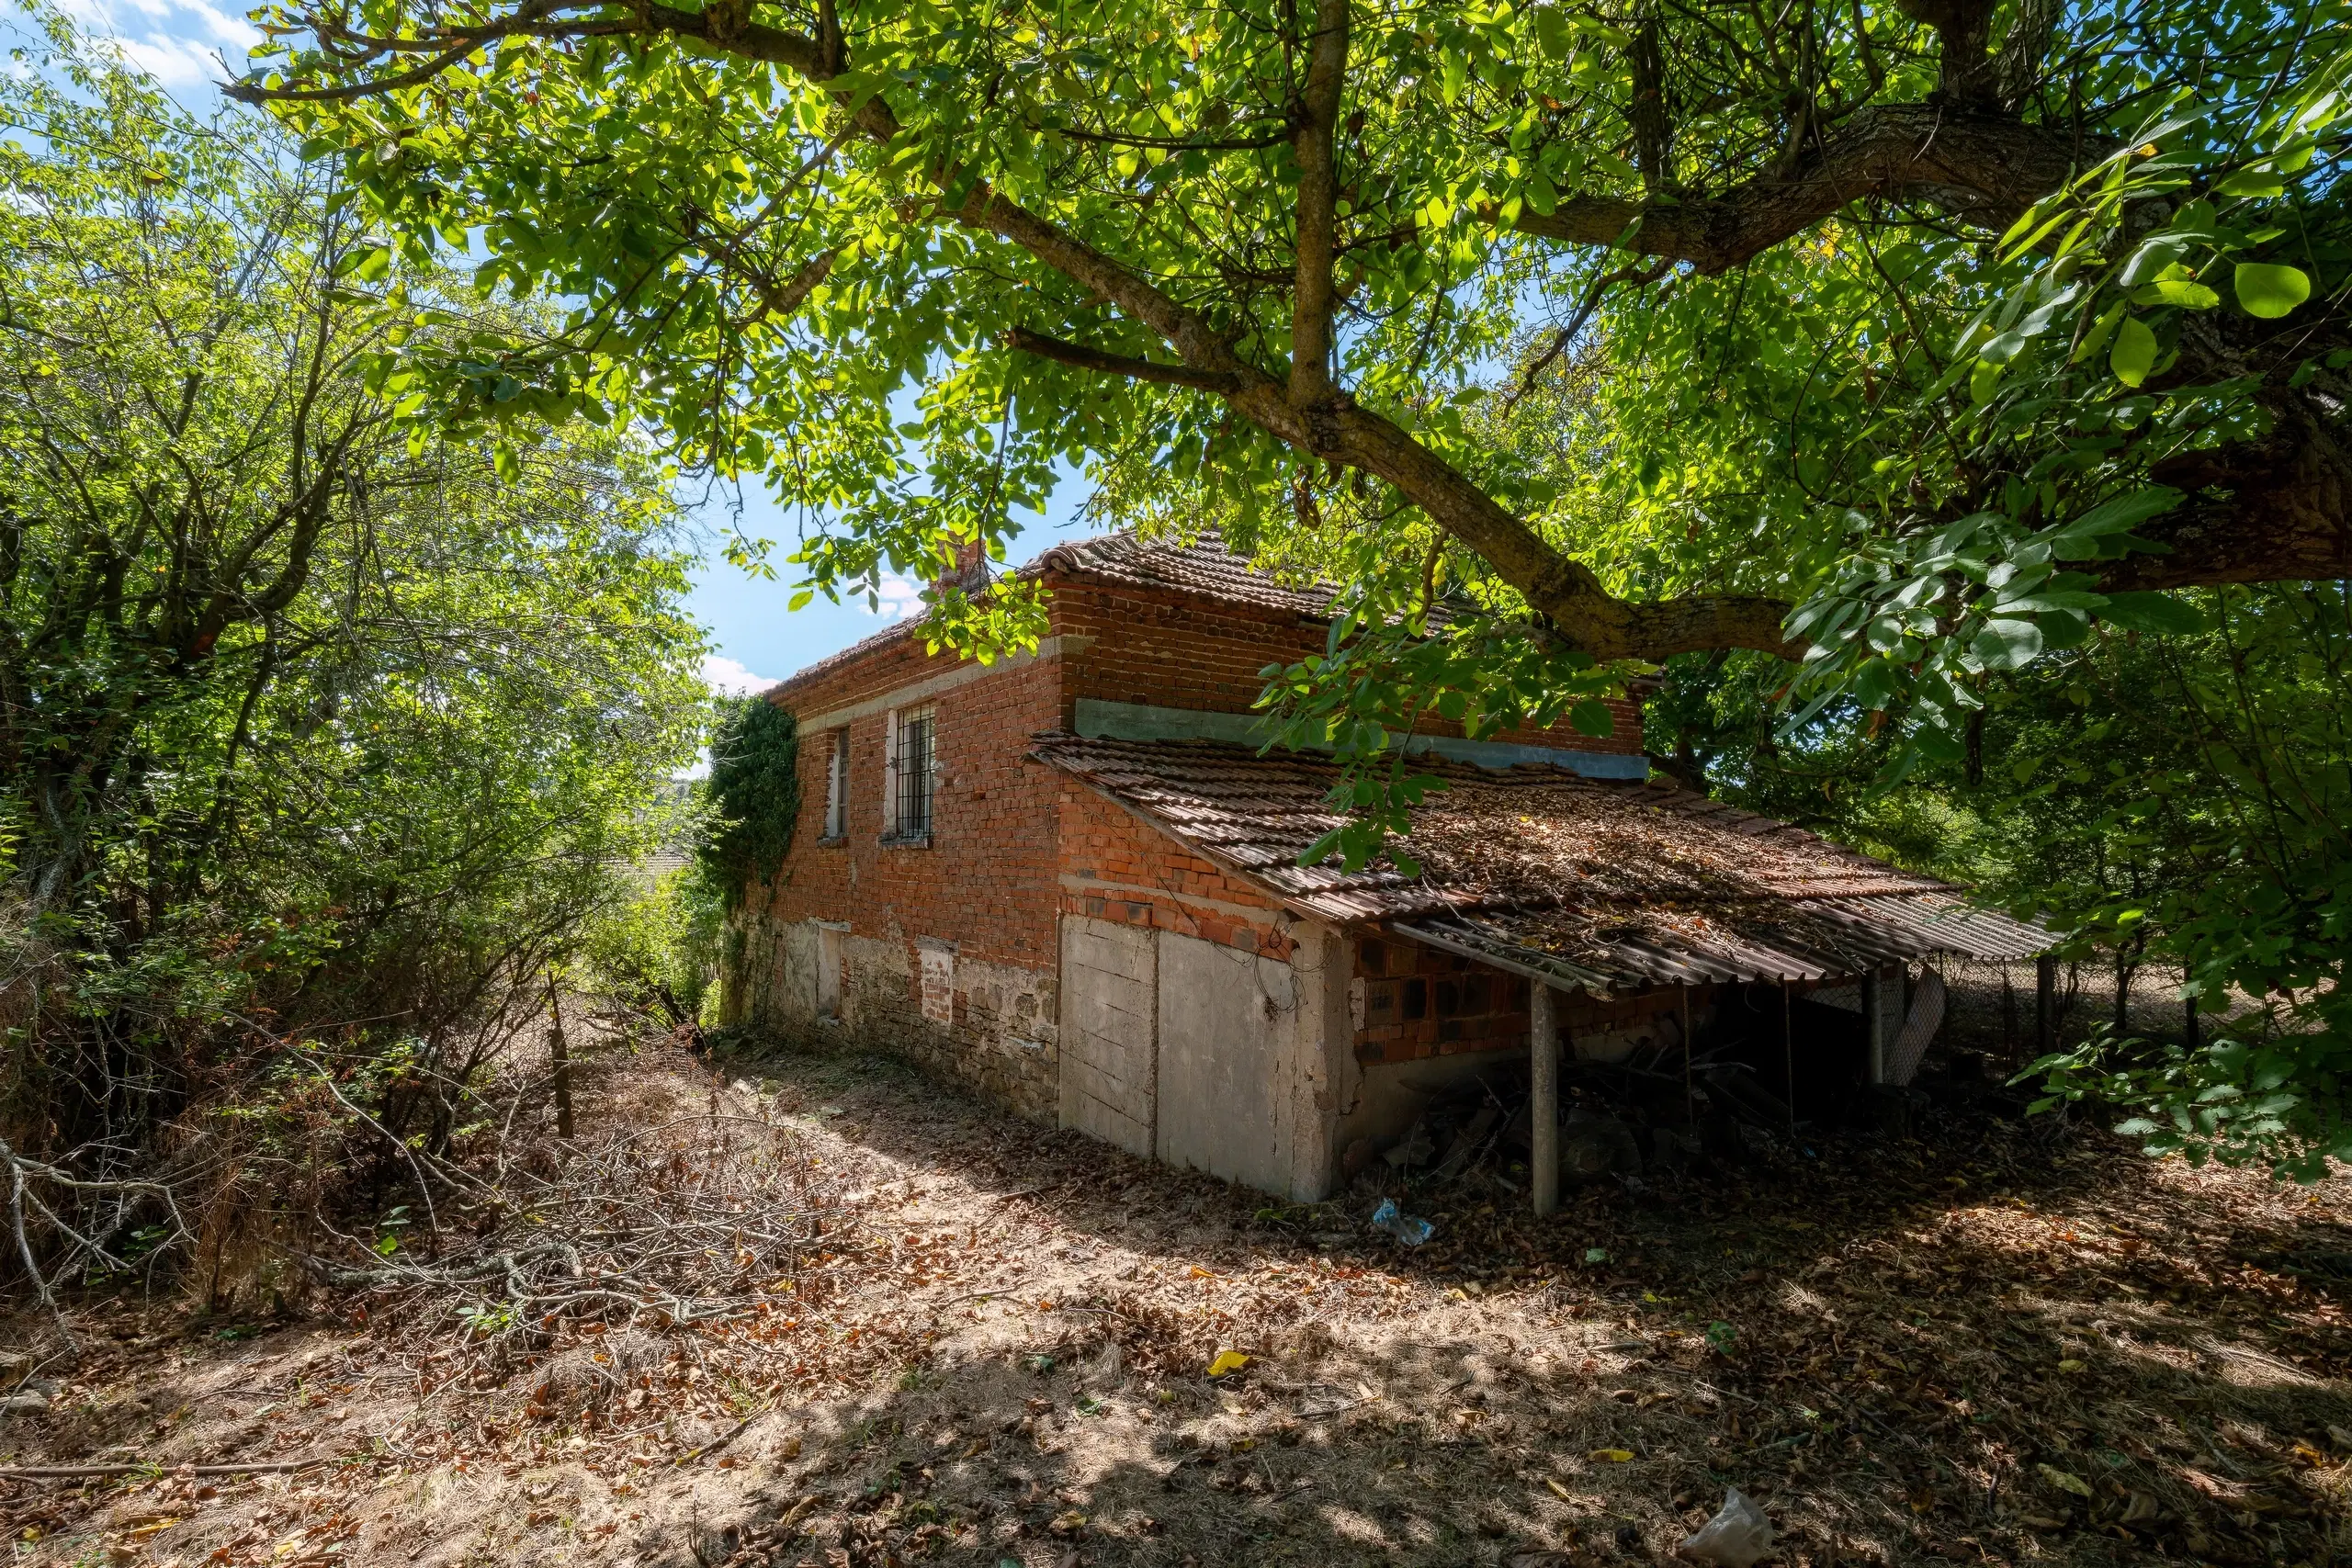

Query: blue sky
left=684, top=480, right=1093, bottom=696
left=71, top=0, right=1101, bottom=695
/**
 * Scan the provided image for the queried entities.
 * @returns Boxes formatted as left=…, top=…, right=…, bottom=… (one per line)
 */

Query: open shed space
left=4, top=1040, right=2348, bottom=1568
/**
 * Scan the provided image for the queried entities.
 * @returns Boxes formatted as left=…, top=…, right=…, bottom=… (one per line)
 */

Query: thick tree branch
left=1289, top=0, right=1350, bottom=409
left=1005, top=327, right=1242, bottom=392
left=749, top=248, right=835, bottom=321
left=1626, top=17, right=1672, bottom=197
left=2106, top=399, right=2352, bottom=592
left=241, top=3, right=1802, bottom=664
left=1895, top=0, right=2001, bottom=105
left=1508, top=103, right=2084, bottom=274
left=1318, top=402, right=1801, bottom=660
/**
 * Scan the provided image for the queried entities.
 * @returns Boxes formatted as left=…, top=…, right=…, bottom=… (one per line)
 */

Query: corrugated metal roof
left=1030, top=733, right=2049, bottom=997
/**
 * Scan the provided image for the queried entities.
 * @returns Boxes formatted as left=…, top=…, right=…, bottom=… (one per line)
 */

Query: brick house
left=727, top=534, right=2044, bottom=1211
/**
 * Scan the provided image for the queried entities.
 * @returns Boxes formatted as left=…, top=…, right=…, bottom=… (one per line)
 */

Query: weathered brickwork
left=1347, top=931, right=1724, bottom=1066
left=1054, top=784, right=1295, bottom=962
left=736, top=564, right=1647, bottom=1126
left=734, top=625, right=1068, bottom=1118
left=1046, top=572, right=1645, bottom=754
left=1351, top=935, right=1533, bottom=1062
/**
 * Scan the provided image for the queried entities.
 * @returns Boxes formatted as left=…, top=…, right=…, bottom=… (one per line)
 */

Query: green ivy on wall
left=699, top=698, right=801, bottom=909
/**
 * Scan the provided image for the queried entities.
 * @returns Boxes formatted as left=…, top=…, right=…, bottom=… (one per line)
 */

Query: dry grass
left=3, top=1038, right=2348, bottom=1568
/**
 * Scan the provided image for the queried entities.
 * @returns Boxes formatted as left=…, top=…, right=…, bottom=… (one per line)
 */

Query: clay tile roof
left=1035, top=531, right=1337, bottom=617
left=1029, top=733, right=2048, bottom=996
left=771, top=532, right=1328, bottom=701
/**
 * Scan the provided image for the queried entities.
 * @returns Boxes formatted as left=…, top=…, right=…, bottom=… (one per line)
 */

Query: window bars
left=890, top=706, right=934, bottom=839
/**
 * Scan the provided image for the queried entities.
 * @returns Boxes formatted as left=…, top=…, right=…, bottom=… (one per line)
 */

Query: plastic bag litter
left=1677, top=1486, right=1773, bottom=1567
left=1369, top=1198, right=1435, bottom=1247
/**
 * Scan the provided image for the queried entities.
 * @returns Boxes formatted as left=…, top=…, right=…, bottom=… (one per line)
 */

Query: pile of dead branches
left=309, top=1105, right=863, bottom=1349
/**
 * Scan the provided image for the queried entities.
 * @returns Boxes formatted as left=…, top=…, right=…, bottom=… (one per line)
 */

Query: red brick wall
left=743, top=628, right=1069, bottom=1114
left=1351, top=931, right=1712, bottom=1066
left=1051, top=580, right=1324, bottom=729
left=1045, top=573, right=1645, bottom=754
left=1054, top=784, right=1295, bottom=961
left=760, top=638, right=1065, bottom=975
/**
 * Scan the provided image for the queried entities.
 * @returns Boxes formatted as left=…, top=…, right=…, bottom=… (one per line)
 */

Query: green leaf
left=2098, top=592, right=2207, bottom=636
left=2067, top=486, right=2180, bottom=536
left=1569, top=699, right=1615, bottom=738
left=2212, top=169, right=2285, bottom=199
left=1532, top=6, right=1573, bottom=59
left=1971, top=617, right=2045, bottom=671
left=2234, top=263, right=2312, bottom=319
left=2047, top=487, right=2181, bottom=558
left=2109, top=316, right=2157, bottom=386
left=2117, top=236, right=2188, bottom=289
left=2130, top=278, right=2219, bottom=310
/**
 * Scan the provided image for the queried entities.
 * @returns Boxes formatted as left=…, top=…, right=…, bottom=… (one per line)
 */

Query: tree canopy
left=0, top=6, right=707, bottom=1285
left=239, top=1, right=2348, bottom=673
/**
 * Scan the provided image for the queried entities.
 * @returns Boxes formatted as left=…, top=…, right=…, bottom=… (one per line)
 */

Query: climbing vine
left=699, top=698, right=802, bottom=909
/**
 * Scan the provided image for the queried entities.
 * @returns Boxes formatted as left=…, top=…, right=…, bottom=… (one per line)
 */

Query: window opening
left=823, top=728, right=850, bottom=840
left=890, top=706, right=934, bottom=839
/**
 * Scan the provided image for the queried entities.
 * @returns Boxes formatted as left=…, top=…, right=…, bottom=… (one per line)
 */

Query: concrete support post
left=1531, top=983, right=1558, bottom=1218
left=1862, top=966, right=1888, bottom=1086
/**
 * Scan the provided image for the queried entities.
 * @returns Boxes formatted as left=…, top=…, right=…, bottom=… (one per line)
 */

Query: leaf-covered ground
left=4, top=1040, right=2348, bottom=1568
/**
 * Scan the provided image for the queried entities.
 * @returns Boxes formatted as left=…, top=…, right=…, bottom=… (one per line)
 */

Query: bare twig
left=0, top=1455, right=356, bottom=1481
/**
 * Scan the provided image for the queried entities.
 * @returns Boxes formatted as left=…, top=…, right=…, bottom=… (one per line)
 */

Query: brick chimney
left=932, top=537, right=989, bottom=597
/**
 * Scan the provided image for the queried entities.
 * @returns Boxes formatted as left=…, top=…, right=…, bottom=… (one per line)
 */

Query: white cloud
left=867, top=574, right=925, bottom=621
left=111, top=32, right=218, bottom=85
left=53, top=0, right=256, bottom=89
left=701, top=654, right=778, bottom=697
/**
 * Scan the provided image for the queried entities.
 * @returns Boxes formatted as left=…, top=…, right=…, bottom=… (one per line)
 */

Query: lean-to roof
left=1030, top=733, right=2047, bottom=997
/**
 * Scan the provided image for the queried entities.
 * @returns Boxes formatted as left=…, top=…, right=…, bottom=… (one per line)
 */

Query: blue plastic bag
left=1370, top=1197, right=1435, bottom=1247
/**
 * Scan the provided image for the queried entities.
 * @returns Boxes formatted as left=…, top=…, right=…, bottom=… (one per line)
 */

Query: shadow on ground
left=3, top=1037, right=2346, bottom=1568
left=680, top=1040, right=2352, bottom=1568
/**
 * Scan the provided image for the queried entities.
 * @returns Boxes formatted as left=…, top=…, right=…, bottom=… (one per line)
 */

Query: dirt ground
left=3, top=1037, right=2349, bottom=1568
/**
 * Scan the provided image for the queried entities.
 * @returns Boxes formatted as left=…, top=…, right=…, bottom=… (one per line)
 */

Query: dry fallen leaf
left=2037, top=1463, right=2092, bottom=1498
left=1206, top=1350, right=1250, bottom=1378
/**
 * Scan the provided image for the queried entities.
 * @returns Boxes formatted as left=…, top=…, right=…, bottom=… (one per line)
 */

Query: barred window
left=888, top=705, right=934, bottom=840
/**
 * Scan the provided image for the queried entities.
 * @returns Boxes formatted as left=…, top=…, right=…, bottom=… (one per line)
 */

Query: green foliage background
left=0, top=7, right=707, bottom=1295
